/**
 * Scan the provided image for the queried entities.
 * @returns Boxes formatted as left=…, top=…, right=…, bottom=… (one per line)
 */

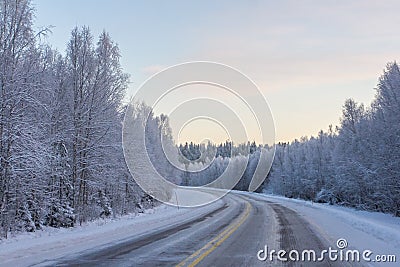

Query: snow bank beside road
left=241, top=192, right=400, bottom=267
left=1, top=190, right=398, bottom=267
left=0, top=199, right=224, bottom=267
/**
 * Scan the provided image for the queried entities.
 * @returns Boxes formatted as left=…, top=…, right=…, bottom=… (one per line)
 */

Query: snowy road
left=0, top=191, right=398, bottom=266
left=36, top=193, right=352, bottom=266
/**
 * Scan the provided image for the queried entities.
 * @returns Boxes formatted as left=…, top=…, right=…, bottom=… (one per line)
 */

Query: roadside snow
left=0, top=198, right=224, bottom=267
left=170, top=186, right=229, bottom=207
left=239, top=192, right=400, bottom=267
left=1, top=191, right=398, bottom=267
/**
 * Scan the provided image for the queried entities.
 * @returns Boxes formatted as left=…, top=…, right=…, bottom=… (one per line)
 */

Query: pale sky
left=34, top=0, right=400, bottom=143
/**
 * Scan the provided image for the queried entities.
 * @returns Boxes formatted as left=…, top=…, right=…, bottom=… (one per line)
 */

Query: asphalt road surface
left=37, top=192, right=361, bottom=267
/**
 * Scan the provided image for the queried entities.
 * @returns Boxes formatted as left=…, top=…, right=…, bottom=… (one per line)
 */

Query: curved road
left=39, top=192, right=359, bottom=267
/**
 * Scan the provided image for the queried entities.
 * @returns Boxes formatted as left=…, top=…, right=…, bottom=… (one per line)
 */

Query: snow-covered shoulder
left=239, top=191, right=400, bottom=267
left=0, top=199, right=224, bottom=267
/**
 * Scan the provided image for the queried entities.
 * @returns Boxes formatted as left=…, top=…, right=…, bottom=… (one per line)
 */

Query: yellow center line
left=176, top=200, right=252, bottom=267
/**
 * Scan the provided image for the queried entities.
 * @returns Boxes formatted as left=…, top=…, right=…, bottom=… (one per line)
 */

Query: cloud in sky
left=183, top=1, right=400, bottom=140
left=142, top=65, right=168, bottom=76
left=192, top=0, right=399, bottom=89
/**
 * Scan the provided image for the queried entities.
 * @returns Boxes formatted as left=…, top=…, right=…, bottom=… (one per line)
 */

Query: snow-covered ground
left=240, top=192, right=400, bottom=267
left=0, top=199, right=224, bottom=267
left=0, top=191, right=398, bottom=266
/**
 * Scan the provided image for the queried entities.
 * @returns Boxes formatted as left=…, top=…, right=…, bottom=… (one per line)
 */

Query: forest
left=0, top=0, right=155, bottom=238
left=178, top=62, right=400, bottom=217
left=1, top=0, right=399, bottom=239
left=267, top=62, right=400, bottom=217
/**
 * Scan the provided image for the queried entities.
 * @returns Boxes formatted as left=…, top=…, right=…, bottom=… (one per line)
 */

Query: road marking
left=176, top=200, right=252, bottom=267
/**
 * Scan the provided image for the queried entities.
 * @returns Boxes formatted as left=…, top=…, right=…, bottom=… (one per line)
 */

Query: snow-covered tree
left=0, top=0, right=51, bottom=236
left=266, top=62, right=400, bottom=217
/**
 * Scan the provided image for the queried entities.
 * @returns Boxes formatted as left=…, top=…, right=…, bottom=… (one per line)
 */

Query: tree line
left=2, top=0, right=399, bottom=240
left=178, top=140, right=268, bottom=190
left=0, top=0, right=159, bottom=238
left=179, top=63, right=400, bottom=217
left=267, top=62, right=400, bottom=217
